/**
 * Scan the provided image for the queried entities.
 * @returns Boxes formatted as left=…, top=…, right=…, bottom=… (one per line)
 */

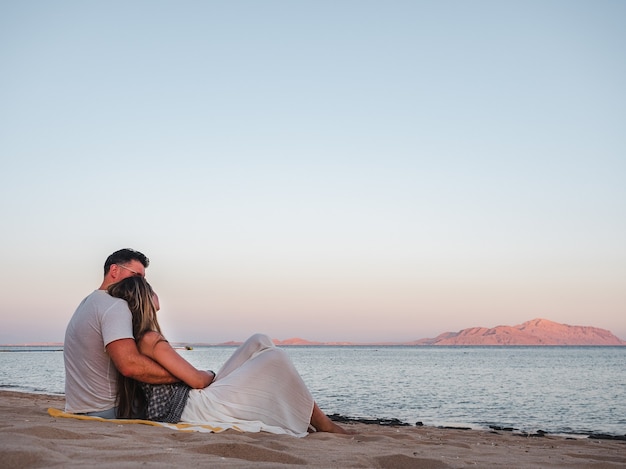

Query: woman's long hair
left=108, top=276, right=162, bottom=418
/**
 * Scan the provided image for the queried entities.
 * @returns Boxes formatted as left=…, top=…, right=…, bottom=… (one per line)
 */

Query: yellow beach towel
left=47, top=408, right=240, bottom=433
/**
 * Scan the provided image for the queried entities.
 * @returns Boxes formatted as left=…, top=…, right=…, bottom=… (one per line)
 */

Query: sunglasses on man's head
left=116, top=264, right=143, bottom=277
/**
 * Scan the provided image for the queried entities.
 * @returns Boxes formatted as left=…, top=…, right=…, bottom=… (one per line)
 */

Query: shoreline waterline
left=3, top=388, right=623, bottom=441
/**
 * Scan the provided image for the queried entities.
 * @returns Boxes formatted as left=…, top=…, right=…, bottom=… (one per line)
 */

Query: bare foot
left=309, top=403, right=354, bottom=434
left=316, top=419, right=351, bottom=434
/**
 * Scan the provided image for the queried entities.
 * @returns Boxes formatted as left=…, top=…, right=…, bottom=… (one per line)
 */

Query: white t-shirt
left=64, top=290, right=134, bottom=413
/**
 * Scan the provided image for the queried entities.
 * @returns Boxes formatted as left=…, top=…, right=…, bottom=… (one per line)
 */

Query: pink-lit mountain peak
left=413, top=318, right=626, bottom=346
left=191, top=319, right=625, bottom=347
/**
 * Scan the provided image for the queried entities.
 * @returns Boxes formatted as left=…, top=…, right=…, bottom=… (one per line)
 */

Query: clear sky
left=1, top=1, right=624, bottom=344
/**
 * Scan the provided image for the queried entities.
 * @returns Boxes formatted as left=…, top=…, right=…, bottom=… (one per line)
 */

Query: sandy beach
left=1, top=391, right=624, bottom=468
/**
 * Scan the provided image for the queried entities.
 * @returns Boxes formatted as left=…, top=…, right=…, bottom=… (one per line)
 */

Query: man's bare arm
left=107, top=338, right=179, bottom=384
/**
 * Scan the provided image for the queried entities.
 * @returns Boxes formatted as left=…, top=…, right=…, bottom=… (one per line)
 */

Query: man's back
left=64, top=290, right=133, bottom=414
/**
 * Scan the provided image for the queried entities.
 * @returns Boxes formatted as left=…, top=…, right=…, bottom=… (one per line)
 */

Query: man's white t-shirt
left=64, top=290, right=134, bottom=414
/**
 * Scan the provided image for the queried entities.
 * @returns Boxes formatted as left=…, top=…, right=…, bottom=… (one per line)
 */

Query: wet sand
left=1, top=390, right=624, bottom=468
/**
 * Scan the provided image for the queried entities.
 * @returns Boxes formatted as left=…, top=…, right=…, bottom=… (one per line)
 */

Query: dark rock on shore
left=588, top=434, right=626, bottom=441
left=328, top=416, right=625, bottom=440
left=328, top=414, right=410, bottom=426
left=516, top=430, right=547, bottom=438
left=490, top=425, right=517, bottom=432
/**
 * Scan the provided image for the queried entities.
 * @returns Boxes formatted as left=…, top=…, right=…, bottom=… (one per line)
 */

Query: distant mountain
left=410, top=318, right=626, bottom=346
left=170, top=318, right=625, bottom=348
left=275, top=338, right=359, bottom=346
left=274, top=338, right=324, bottom=346
left=214, top=338, right=355, bottom=346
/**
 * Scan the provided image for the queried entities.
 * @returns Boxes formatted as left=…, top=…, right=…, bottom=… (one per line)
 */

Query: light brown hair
left=108, top=276, right=162, bottom=418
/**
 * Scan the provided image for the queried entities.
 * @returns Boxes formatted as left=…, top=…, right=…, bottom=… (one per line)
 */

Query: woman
left=108, top=276, right=348, bottom=437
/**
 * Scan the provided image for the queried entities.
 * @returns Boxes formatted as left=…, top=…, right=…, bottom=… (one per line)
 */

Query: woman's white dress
left=180, top=333, right=315, bottom=437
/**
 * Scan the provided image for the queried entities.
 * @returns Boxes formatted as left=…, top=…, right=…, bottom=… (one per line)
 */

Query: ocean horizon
left=4, top=317, right=624, bottom=347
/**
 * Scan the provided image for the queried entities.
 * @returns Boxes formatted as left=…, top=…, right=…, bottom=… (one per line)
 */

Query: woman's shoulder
left=140, top=330, right=167, bottom=347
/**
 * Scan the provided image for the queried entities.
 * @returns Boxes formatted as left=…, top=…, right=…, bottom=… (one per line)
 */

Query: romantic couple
left=64, top=248, right=347, bottom=437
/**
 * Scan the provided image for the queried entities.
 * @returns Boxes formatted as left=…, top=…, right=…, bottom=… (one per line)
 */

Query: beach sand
left=1, top=391, right=624, bottom=468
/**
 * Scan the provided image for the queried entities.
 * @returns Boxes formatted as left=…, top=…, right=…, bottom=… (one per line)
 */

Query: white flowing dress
left=180, top=333, right=315, bottom=437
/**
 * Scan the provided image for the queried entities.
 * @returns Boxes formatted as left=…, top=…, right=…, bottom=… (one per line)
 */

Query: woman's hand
left=198, top=370, right=215, bottom=386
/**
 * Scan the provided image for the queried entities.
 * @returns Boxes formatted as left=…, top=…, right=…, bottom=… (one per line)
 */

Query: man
left=64, top=248, right=178, bottom=418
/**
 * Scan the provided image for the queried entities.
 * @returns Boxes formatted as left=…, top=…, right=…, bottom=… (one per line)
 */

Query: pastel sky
left=1, top=1, right=624, bottom=344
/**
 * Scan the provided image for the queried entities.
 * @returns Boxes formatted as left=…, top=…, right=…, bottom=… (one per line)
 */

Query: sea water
left=1, top=345, right=624, bottom=437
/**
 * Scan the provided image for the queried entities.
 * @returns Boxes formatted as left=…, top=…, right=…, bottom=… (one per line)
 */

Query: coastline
left=2, top=390, right=624, bottom=468
left=2, top=346, right=625, bottom=438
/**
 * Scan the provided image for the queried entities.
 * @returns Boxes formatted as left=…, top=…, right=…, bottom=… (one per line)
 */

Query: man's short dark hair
left=104, top=248, right=150, bottom=275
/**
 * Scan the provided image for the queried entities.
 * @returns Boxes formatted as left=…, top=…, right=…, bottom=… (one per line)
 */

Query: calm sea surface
left=1, top=346, right=624, bottom=437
